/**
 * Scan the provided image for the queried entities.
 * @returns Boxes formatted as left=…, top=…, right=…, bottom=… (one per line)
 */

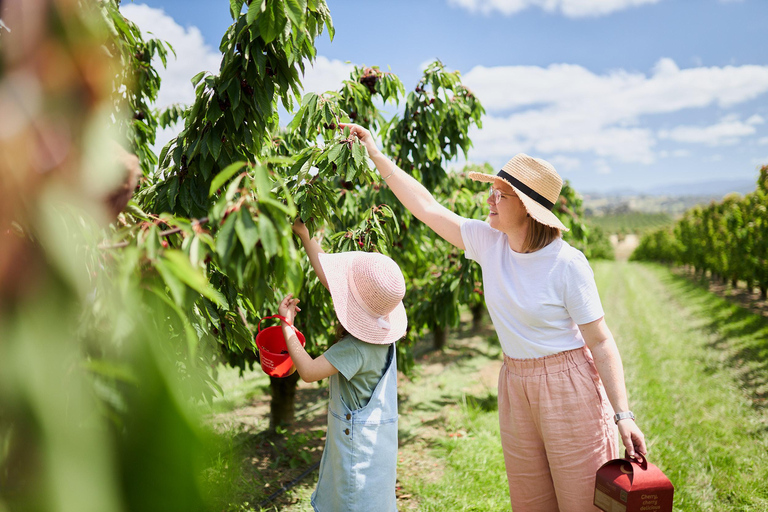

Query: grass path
left=597, top=262, right=768, bottom=511
left=398, top=261, right=768, bottom=511
left=227, top=261, right=768, bottom=511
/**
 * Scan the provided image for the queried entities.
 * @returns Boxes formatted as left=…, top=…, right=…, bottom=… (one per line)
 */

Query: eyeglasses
left=487, top=187, right=511, bottom=205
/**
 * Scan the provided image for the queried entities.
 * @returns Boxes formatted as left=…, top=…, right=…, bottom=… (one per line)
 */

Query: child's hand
left=278, top=293, right=301, bottom=325
left=292, top=218, right=310, bottom=240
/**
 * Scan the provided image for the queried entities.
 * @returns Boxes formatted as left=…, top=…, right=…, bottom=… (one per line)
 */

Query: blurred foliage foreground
left=0, top=2, right=222, bottom=511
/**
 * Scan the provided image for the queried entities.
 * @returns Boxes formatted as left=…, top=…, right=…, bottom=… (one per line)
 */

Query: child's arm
left=292, top=218, right=329, bottom=291
left=279, top=294, right=338, bottom=383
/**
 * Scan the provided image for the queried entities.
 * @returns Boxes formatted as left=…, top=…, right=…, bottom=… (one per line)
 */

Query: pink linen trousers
left=498, top=346, right=618, bottom=512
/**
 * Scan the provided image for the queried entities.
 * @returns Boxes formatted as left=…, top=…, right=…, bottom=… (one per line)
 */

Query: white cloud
left=300, top=56, right=355, bottom=94
left=548, top=155, right=581, bottom=172
left=594, top=159, right=612, bottom=174
left=659, top=119, right=757, bottom=146
left=447, top=0, right=662, bottom=18
left=462, top=58, right=768, bottom=167
left=758, top=137, right=768, bottom=146
left=659, top=149, right=691, bottom=158
left=746, top=114, right=765, bottom=125
left=121, top=4, right=222, bottom=109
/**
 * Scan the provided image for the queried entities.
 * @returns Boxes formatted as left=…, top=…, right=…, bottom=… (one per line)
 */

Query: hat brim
left=318, top=252, right=407, bottom=345
left=467, top=171, right=569, bottom=232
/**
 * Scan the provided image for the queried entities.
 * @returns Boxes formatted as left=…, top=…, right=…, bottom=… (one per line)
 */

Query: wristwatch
left=614, top=411, right=635, bottom=424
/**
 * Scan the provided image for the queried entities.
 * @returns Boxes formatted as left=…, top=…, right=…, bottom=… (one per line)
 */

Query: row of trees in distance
left=632, top=166, right=768, bottom=299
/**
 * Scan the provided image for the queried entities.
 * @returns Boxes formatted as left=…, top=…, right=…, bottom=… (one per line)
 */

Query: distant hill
left=585, top=177, right=756, bottom=199
left=582, top=177, right=759, bottom=217
left=644, top=178, right=756, bottom=197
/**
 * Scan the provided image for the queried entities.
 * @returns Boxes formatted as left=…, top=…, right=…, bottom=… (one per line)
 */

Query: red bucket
left=255, top=315, right=305, bottom=378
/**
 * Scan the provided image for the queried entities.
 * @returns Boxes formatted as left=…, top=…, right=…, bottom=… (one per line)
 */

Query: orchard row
left=632, top=166, right=768, bottom=299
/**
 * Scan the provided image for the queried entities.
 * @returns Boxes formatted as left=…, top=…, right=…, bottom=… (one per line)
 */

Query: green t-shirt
left=324, top=335, right=392, bottom=410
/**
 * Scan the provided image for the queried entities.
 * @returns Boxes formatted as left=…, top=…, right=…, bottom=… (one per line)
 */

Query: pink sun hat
left=318, top=251, right=407, bottom=345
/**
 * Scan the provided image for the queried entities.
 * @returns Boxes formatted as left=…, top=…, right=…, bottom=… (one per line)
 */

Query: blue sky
left=122, top=0, right=768, bottom=194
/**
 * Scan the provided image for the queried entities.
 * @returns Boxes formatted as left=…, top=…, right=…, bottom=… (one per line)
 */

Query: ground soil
left=610, top=233, right=640, bottom=261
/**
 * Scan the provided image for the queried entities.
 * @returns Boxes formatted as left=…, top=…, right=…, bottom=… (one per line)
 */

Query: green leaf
left=167, top=176, right=180, bottom=210
left=82, top=359, right=138, bottom=385
left=148, top=287, right=199, bottom=359
left=259, top=0, right=286, bottom=44
left=225, top=174, right=246, bottom=202
left=283, top=0, right=307, bottom=28
left=251, top=164, right=274, bottom=200
left=163, top=250, right=228, bottom=309
left=191, top=71, right=206, bottom=87
left=246, top=0, right=262, bottom=24
left=258, top=215, right=278, bottom=257
left=210, top=129, right=223, bottom=160
left=209, top=161, right=247, bottom=196
left=154, top=259, right=187, bottom=306
left=324, top=142, right=343, bottom=168
left=216, top=213, right=238, bottom=266
left=179, top=184, right=193, bottom=213
left=229, top=0, right=245, bottom=19
left=235, top=209, right=259, bottom=256
left=227, top=78, right=241, bottom=111
left=352, top=141, right=366, bottom=169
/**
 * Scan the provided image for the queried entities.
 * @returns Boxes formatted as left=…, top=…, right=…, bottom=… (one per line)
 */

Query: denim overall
left=311, top=344, right=398, bottom=512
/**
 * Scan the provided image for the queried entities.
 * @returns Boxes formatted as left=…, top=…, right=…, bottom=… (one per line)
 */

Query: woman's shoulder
left=462, top=218, right=506, bottom=243
left=548, top=238, right=590, bottom=266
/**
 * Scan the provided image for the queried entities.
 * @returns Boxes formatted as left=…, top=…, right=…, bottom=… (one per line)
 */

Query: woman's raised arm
left=341, top=123, right=466, bottom=250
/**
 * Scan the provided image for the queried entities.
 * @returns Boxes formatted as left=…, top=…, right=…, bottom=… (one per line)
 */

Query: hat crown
left=349, top=253, right=405, bottom=317
left=502, top=153, right=563, bottom=203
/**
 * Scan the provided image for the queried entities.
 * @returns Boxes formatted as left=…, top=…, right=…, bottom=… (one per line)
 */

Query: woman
left=341, top=123, right=647, bottom=512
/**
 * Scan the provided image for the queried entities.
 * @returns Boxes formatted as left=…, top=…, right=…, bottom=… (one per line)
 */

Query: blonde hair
left=522, top=216, right=561, bottom=253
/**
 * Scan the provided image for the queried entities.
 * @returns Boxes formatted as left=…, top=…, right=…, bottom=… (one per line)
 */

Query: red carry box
left=594, top=454, right=674, bottom=512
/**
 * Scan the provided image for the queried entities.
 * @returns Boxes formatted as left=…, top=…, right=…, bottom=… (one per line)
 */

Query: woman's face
left=487, top=181, right=527, bottom=231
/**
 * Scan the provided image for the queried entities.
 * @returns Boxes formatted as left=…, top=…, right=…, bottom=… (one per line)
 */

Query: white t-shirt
left=461, top=219, right=604, bottom=359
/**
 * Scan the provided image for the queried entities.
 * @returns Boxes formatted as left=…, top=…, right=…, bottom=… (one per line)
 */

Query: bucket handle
left=257, top=314, right=298, bottom=334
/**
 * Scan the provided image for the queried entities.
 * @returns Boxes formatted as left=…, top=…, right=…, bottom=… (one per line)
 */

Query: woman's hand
left=618, top=419, right=647, bottom=461
left=278, top=293, right=301, bottom=325
left=339, top=123, right=378, bottom=157
left=292, top=217, right=310, bottom=240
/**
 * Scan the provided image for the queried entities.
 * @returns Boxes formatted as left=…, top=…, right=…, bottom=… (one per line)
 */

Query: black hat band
left=497, top=170, right=555, bottom=210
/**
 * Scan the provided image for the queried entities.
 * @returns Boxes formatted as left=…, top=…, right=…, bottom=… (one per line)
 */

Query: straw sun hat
left=318, top=251, right=407, bottom=345
left=468, top=154, right=569, bottom=232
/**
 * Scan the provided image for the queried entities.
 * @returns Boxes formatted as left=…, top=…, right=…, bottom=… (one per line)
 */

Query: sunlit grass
left=594, top=261, right=768, bottom=511
left=403, top=261, right=768, bottom=511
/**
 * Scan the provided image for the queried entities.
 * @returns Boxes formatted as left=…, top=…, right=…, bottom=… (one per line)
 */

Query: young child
left=278, top=219, right=407, bottom=512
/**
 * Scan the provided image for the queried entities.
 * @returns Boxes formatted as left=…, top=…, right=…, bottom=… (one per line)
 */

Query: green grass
left=594, top=261, right=768, bottom=511
left=407, top=394, right=508, bottom=511
left=401, top=261, right=768, bottom=511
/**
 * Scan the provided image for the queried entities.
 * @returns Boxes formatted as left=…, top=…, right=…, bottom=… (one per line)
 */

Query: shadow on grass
left=464, top=391, right=498, bottom=413
left=659, top=270, right=768, bottom=411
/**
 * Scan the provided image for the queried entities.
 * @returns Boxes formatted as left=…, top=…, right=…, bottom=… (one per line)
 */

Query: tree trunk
left=471, top=303, right=484, bottom=332
left=761, top=286, right=767, bottom=301
left=731, top=277, right=738, bottom=289
left=432, top=325, right=447, bottom=351
left=269, top=371, right=300, bottom=429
